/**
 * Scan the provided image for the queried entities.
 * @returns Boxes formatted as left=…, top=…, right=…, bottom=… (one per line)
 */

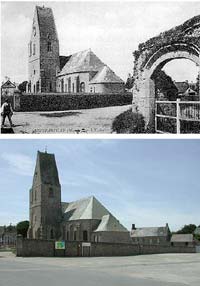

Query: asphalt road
left=0, top=252, right=200, bottom=286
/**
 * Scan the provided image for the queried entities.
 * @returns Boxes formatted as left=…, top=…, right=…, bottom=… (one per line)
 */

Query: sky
left=0, top=139, right=199, bottom=232
left=1, top=1, right=200, bottom=84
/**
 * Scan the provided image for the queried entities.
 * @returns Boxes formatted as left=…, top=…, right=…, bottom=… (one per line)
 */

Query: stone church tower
left=27, top=151, right=62, bottom=240
left=27, top=6, right=60, bottom=93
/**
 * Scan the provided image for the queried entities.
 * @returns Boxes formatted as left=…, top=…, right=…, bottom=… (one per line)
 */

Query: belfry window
left=47, top=41, right=52, bottom=52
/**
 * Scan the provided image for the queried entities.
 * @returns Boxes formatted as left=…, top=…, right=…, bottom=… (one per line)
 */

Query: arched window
left=50, top=229, right=54, bottom=239
left=76, top=76, right=80, bottom=93
left=61, top=79, right=64, bottom=92
left=83, top=230, right=88, bottom=241
left=33, top=84, right=36, bottom=93
left=80, top=82, right=85, bottom=93
left=68, top=77, right=71, bottom=93
left=36, top=81, right=40, bottom=93
left=74, top=231, right=77, bottom=241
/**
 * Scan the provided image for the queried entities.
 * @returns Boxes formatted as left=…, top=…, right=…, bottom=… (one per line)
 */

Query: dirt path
left=1, top=105, right=131, bottom=134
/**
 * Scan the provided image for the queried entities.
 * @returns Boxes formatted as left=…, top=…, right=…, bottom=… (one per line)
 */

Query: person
left=1, top=99, right=14, bottom=128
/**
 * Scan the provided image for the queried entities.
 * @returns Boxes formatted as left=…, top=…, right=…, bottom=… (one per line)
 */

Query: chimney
left=132, top=224, right=136, bottom=230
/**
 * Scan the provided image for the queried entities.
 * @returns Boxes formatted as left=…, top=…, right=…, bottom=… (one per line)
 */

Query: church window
left=67, top=231, right=69, bottom=241
left=83, top=230, right=88, bottom=242
left=36, top=81, right=40, bottom=93
left=50, top=229, right=54, bottom=239
left=33, top=44, right=36, bottom=55
left=47, top=41, right=52, bottom=52
left=49, top=82, right=52, bottom=92
left=34, top=85, right=36, bottom=93
left=76, top=76, right=80, bottom=93
left=72, top=83, right=74, bottom=93
left=68, top=77, right=71, bottom=93
left=49, top=187, right=54, bottom=197
left=73, top=231, right=77, bottom=241
left=61, top=79, right=64, bottom=93
left=65, top=83, right=67, bottom=92
left=80, top=82, right=85, bottom=93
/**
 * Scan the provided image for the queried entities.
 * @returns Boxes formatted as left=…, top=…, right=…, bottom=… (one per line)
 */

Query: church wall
left=92, top=231, right=132, bottom=244
left=57, top=72, right=90, bottom=93
left=89, top=83, right=125, bottom=94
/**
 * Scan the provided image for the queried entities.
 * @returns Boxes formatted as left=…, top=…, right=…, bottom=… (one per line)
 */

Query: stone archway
left=132, top=15, right=200, bottom=128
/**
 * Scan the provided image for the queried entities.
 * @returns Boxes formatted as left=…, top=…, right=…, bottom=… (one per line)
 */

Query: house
left=0, top=225, right=17, bottom=247
left=27, top=151, right=131, bottom=244
left=130, top=223, right=171, bottom=245
left=27, top=6, right=124, bottom=94
left=1, top=80, right=16, bottom=97
left=170, top=234, right=194, bottom=247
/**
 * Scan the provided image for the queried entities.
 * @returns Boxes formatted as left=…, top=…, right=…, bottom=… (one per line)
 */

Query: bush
left=112, top=108, right=145, bottom=133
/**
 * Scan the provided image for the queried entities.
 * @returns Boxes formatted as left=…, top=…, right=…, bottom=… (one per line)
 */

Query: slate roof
left=1, top=80, right=16, bottom=89
left=58, top=49, right=105, bottom=76
left=131, top=226, right=169, bottom=237
left=63, top=196, right=110, bottom=221
left=89, top=65, right=124, bottom=84
left=94, top=214, right=128, bottom=232
left=36, top=6, right=58, bottom=39
left=35, top=151, right=60, bottom=186
left=63, top=196, right=128, bottom=232
left=171, top=234, right=193, bottom=242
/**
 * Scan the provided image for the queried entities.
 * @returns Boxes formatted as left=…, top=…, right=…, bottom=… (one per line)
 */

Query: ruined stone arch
left=132, top=15, right=200, bottom=129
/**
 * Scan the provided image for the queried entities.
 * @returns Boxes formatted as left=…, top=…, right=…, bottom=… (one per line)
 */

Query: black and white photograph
left=1, top=1, right=200, bottom=134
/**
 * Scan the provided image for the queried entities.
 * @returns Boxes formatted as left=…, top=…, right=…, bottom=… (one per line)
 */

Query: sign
left=55, top=241, right=65, bottom=250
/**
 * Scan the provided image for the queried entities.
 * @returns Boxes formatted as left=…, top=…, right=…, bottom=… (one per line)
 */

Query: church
left=27, top=6, right=124, bottom=94
left=27, top=151, right=131, bottom=244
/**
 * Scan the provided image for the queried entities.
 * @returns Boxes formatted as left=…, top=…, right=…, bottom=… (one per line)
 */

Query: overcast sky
left=1, top=1, right=200, bottom=84
left=0, top=139, right=199, bottom=232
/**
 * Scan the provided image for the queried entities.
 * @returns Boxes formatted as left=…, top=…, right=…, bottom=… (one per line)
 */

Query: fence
left=155, top=99, right=200, bottom=133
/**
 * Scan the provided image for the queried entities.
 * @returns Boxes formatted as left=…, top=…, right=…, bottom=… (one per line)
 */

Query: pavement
left=0, top=252, right=200, bottom=286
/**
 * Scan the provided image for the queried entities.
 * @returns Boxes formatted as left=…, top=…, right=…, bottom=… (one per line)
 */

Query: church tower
left=27, top=6, right=60, bottom=93
left=27, top=151, right=62, bottom=240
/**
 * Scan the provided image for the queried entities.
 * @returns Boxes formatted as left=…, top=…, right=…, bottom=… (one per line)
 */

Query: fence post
left=176, top=99, right=181, bottom=134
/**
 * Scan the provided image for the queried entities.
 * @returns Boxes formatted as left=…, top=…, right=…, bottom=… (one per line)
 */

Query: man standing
left=1, top=99, right=14, bottom=128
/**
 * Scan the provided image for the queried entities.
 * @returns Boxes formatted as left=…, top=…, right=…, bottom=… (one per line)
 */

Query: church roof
left=58, top=49, right=105, bottom=76
left=34, top=151, right=60, bottom=186
left=131, top=225, right=169, bottom=237
left=36, top=6, right=58, bottom=39
left=63, top=196, right=128, bottom=232
left=89, top=65, right=124, bottom=84
left=63, top=196, right=110, bottom=220
left=94, top=214, right=128, bottom=232
left=171, top=234, right=193, bottom=242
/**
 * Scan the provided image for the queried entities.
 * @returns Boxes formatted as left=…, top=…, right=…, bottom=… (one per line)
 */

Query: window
left=34, top=84, right=36, bottom=93
left=36, top=81, right=40, bottom=93
left=68, top=77, right=71, bottom=93
left=76, top=76, right=80, bottom=93
left=49, top=187, right=53, bottom=197
left=33, top=43, right=36, bottom=55
left=74, top=231, right=77, bottom=241
left=47, top=41, right=52, bottom=52
left=49, top=82, right=52, bottom=92
left=80, top=82, right=85, bottom=93
left=67, top=231, right=69, bottom=241
left=34, top=70, right=36, bottom=75
left=65, top=83, right=67, bottom=92
left=61, top=79, right=64, bottom=93
left=29, top=41, right=32, bottom=56
left=90, top=87, right=93, bottom=93
left=72, top=83, right=74, bottom=93
left=83, top=230, right=88, bottom=241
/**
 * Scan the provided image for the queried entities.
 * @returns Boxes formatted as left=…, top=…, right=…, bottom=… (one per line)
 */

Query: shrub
left=112, top=108, right=145, bottom=133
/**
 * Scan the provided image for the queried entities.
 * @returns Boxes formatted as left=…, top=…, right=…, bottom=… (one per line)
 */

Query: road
left=0, top=252, right=200, bottom=286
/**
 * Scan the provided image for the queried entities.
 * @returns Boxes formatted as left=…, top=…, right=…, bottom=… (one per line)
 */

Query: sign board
left=55, top=241, right=65, bottom=250
left=82, top=242, right=91, bottom=247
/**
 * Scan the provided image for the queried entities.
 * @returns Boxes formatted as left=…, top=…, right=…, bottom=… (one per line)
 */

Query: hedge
left=17, top=92, right=132, bottom=112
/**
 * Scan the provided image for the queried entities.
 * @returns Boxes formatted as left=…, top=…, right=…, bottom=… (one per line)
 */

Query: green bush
left=112, top=108, right=145, bottom=133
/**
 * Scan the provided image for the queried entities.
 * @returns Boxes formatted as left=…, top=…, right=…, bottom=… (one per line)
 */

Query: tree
left=18, top=81, right=28, bottom=92
left=16, top=220, right=29, bottom=238
left=176, top=224, right=196, bottom=234
left=125, top=73, right=134, bottom=90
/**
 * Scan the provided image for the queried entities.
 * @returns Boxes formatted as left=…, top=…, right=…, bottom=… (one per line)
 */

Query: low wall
left=16, top=238, right=196, bottom=257
left=17, top=92, right=132, bottom=112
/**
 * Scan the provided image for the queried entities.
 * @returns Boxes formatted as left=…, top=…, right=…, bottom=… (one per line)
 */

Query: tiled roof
left=36, top=6, right=58, bottom=40
left=89, top=65, right=124, bottom=84
left=171, top=234, right=193, bottom=242
left=131, top=226, right=169, bottom=237
left=94, top=214, right=128, bottom=232
left=58, top=49, right=105, bottom=76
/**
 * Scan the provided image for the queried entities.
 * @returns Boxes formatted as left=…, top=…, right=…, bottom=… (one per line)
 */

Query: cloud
left=1, top=152, right=34, bottom=176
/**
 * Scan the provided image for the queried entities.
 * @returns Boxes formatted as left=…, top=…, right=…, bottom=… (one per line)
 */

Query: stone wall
left=16, top=237, right=196, bottom=257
